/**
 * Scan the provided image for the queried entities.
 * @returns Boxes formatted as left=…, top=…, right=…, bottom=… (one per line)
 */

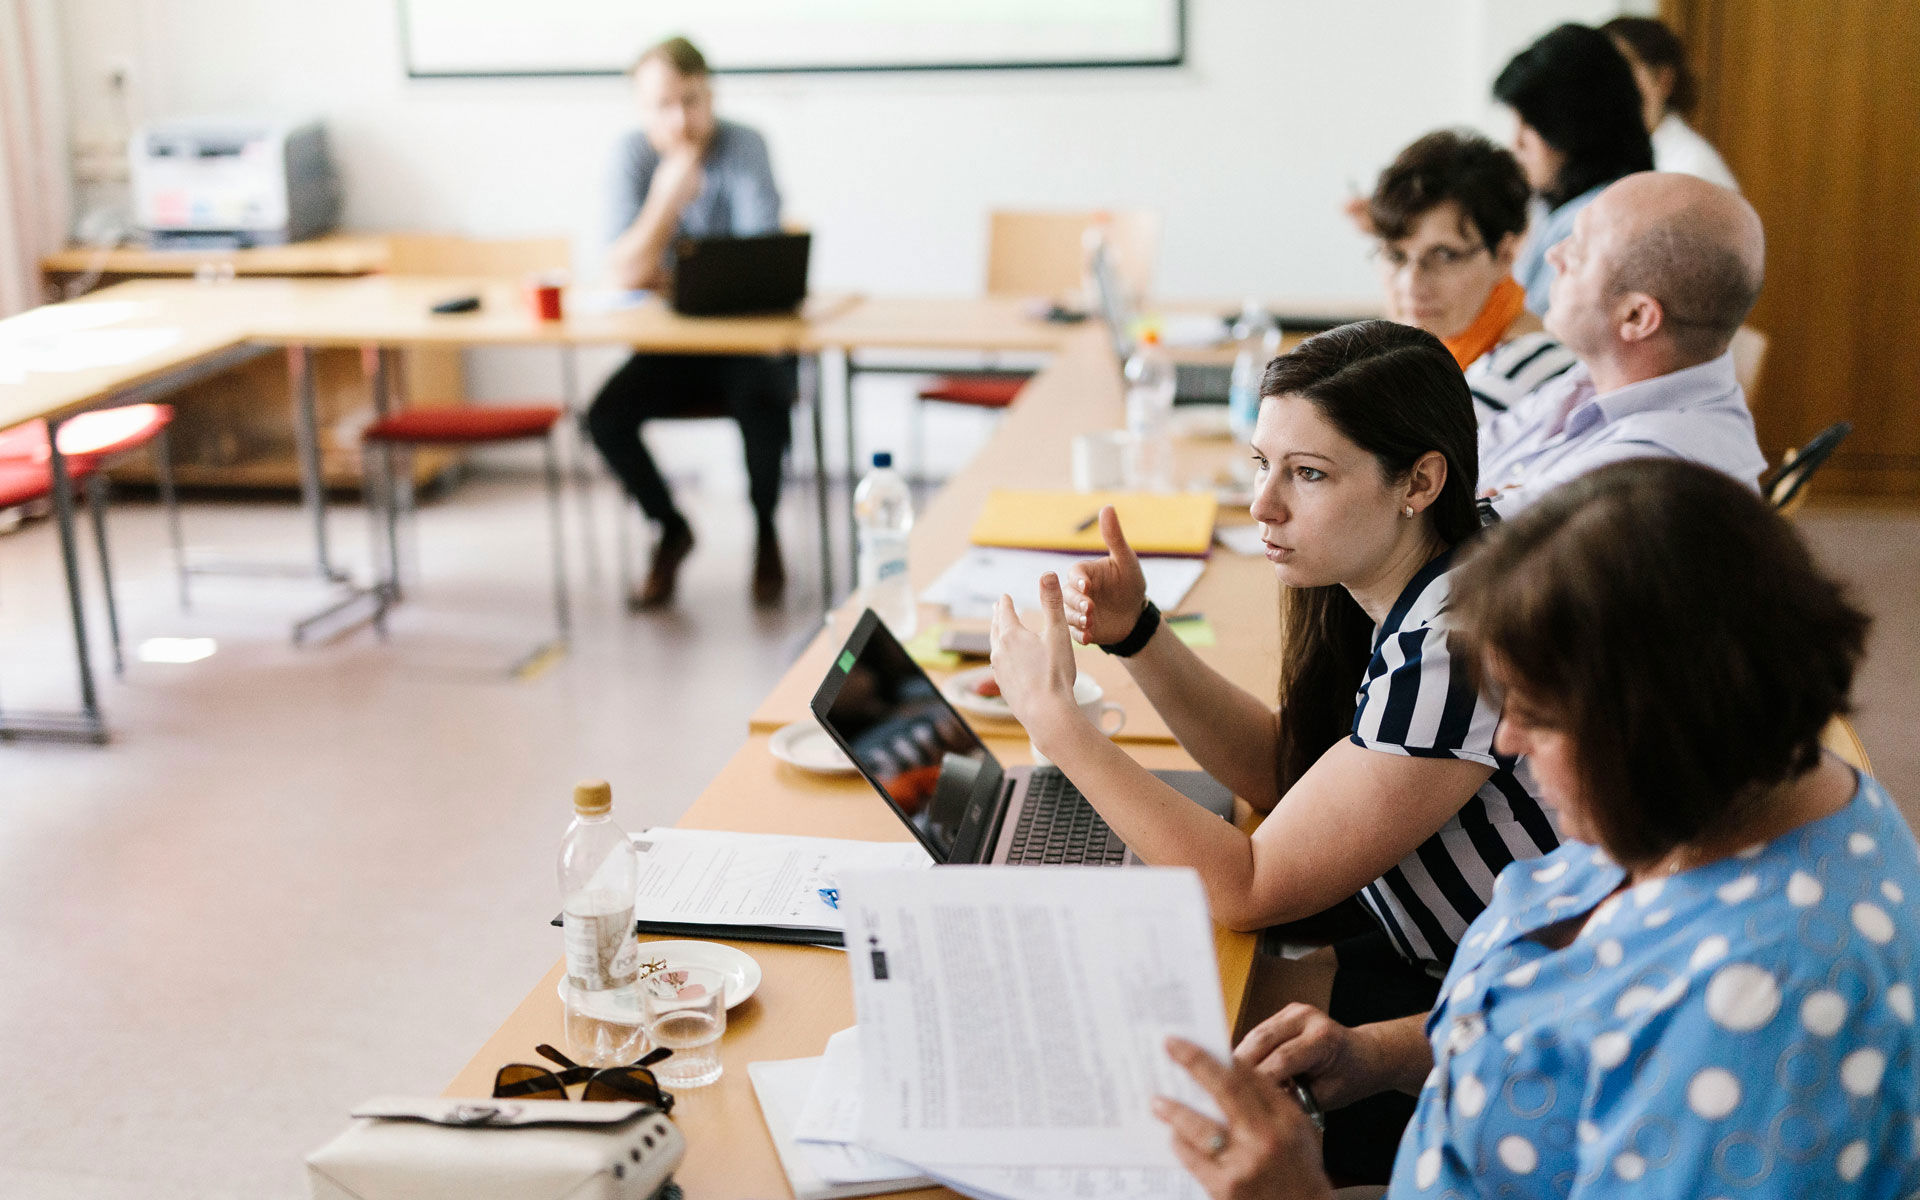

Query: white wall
left=59, top=0, right=1644, bottom=304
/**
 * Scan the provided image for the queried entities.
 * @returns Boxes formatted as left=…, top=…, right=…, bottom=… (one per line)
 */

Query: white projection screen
left=399, top=0, right=1186, bottom=77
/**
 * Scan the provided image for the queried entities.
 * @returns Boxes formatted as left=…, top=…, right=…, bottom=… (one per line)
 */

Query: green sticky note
left=1167, top=615, right=1216, bottom=647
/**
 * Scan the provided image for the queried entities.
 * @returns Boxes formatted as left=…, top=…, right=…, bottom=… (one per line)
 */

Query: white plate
left=557, top=939, right=763, bottom=1019
left=942, top=665, right=1017, bottom=721
left=769, top=720, right=857, bottom=775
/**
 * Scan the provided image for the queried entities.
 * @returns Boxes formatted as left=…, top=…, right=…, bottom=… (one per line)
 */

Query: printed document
left=837, top=866, right=1229, bottom=1175
left=632, top=829, right=930, bottom=933
left=921, top=548, right=1205, bottom=621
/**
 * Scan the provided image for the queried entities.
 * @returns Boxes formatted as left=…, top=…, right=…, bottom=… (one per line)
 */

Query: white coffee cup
left=1071, top=431, right=1133, bottom=493
left=1032, top=675, right=1126, bottom=766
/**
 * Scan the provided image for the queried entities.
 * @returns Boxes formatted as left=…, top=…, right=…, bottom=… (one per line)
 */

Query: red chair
left=360, top=404, right=571, bottom=673
left=0, top=403, right=185, bottom=677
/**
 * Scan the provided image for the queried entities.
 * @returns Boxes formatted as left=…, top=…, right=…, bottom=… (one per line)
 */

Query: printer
left=129, top=117, right=342, bottom=248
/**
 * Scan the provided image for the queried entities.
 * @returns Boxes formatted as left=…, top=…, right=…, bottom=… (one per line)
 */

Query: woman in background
left=1366, top=130, right=1577, bottom=421
left=1603, top=15, right=1739, bottom=190
left=1492, top=24, right=1655, bottom=314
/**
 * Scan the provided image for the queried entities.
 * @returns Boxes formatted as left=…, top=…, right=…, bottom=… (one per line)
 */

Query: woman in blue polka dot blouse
left=1153, top=458, right=1918, bottom=1197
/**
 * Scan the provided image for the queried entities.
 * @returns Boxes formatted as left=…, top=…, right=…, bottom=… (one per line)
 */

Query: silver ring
left=1205, top=1129, right=1228, bottom=1158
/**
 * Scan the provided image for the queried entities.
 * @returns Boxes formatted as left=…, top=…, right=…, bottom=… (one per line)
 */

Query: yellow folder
left=968, top=490, right=1218, bottom=557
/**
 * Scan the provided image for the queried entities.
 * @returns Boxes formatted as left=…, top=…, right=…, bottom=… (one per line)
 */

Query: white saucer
left=943, top=666, right=1017, bottom=721
left=558, top=939, right=762, bottom=1019
left=769, top=720, right=857, bottom=774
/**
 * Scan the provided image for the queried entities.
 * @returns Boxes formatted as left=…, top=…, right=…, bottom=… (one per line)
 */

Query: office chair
left=1768, top=420, right=1852, bottom=515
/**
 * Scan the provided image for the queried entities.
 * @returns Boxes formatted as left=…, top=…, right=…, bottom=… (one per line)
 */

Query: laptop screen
left=812, top=613, right=996, bottom=862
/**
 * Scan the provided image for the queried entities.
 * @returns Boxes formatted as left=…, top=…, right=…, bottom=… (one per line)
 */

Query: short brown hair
left=1451, top=459, right=1868, bottom=868
left=1368, top=130, right=1531, bottom=252
left=631, top=35, right=708, bottom=79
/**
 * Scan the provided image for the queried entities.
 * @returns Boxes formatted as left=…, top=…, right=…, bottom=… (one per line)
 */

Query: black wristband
left=1099, top=600, right=1161, bottom=657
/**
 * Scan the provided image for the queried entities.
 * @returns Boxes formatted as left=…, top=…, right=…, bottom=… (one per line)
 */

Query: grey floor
left=1, top=417, right=1915, bottom=1196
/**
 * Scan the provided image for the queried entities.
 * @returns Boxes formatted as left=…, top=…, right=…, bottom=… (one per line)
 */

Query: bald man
left=1478, top=171, right=1769, bottom=515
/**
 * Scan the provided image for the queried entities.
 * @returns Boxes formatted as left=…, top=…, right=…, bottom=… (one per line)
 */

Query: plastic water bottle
left=1124, top=330, right=1177, bottom=491
left=559, top=779, right=644, bottom=1066
left=855, top=452, right=917, bottom=639
left=1228, top=299, right=1281, bottom=445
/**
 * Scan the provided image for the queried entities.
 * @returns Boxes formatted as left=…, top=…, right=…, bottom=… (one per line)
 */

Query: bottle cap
left=1139, top=328, right=1161, bottom=345
left=573, top=779, right=612, bottom=815
left=872, top=451, right=893, bottom=468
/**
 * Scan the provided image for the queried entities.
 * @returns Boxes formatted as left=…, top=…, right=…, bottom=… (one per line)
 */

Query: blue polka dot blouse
left=1388, top=770, right=1920, bottom=1196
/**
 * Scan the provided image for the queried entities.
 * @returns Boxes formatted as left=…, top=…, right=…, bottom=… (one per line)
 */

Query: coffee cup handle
left=1096, top=702, right=1126, bottom=736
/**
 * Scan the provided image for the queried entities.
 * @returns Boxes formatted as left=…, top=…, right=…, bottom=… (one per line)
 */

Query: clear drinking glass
left=562, top=979, right=647, bottom=1068
left=641, top=965, right=726, bottom=1088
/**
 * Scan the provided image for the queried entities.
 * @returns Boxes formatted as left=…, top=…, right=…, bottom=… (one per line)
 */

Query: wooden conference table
left=443, top=326, right=1279, bottom=1197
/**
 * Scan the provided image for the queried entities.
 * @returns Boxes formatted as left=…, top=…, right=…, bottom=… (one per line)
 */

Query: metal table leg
left=0, top=421, right=110, bottom=744
left=289, top=346, right=389, bottom=644
left=803, top=352, right=833, bottom=607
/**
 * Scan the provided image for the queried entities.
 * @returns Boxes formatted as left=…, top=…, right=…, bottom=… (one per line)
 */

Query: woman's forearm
left=1030, top=706, right=1270, bottom=927
left=1115, top=622, right=1283, bottom=810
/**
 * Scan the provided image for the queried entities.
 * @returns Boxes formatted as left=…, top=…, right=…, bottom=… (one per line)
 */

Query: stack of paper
left=749, top=1037, right=933, bottom=1200
left=547, top=829, right=933, bottom=947
left=921, top=547, right=1206, bottom=622
left=821, top=866, right=1230, bottom=1200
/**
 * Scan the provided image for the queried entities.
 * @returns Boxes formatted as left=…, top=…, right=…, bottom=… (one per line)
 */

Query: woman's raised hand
left=1063, top=506, right=1150, bottom=647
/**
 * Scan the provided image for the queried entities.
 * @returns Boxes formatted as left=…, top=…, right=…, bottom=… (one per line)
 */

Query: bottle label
left=875, top=556, right=908, bottom=582
left=563, top=902, right=639, bottom=990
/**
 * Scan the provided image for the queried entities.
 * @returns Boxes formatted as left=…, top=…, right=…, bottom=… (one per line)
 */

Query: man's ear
left=1615, top=290, right=1666, bottom=346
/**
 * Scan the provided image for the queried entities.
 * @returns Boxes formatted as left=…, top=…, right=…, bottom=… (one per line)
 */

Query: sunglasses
left=492, top=1043, right=676, bottom=1113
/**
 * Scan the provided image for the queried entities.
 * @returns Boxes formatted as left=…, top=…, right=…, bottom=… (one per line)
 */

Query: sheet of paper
left=926, top=1164, right=1203, bottom=1200
left=1, top=328, right=183, bottom=375
left=794, top=1026, right=868, bottom=1144
left=921, top=548, right=1205, bottom=621
left=631, top=828, right=930, bottom=932
left=568, top=287, right=653, bottom=314
left=0, top=299, right=148, bottom=339
left=1211, top=524, right=1266, bottom=557
left=749, top=1055, right=934, bottom=1199
left=838, top=866, right=1229, bottom=1171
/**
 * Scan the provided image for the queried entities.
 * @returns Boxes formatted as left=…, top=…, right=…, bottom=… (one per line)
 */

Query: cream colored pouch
left=306, top=1097, right=682, bottom=1200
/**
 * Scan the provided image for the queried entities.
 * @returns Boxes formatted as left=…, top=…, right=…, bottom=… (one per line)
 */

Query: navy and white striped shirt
left=1463, top=331, right=1578, bottom=424
left=1347, top=549, right=1559, bottom=970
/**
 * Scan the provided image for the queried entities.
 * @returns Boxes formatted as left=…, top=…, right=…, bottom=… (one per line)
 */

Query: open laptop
left=811, top=609, right=1235, bottom=866
left=1088, top=242, right=1232, bottom=405
left=669, top=231, right=810, bottom=316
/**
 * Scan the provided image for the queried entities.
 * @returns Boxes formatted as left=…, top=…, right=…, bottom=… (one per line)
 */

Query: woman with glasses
left=990, top=321, right=1557, bottom=1182
left=1154, top=459, right=1916, bottom=1198
left=1493, top=24, right=1655, bottom=315
left=1367, top=130, right=1578, bottom=422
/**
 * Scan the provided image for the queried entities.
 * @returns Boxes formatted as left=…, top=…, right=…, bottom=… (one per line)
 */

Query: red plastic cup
left=526, top=276, right=565, bottom=321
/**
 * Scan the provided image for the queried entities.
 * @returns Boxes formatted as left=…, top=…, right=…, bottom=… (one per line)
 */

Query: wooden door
left=1664, top=0, right=1920, bottom=502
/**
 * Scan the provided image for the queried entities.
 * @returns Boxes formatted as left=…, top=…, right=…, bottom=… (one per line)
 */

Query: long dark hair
left=1261, top=321, right=1482, bottom=793
left=1493, top=23, right=1654, bottom=207
left=1602, top=16, right=1698, bottom=116
left=1451, top=459, right=1868, bottom=867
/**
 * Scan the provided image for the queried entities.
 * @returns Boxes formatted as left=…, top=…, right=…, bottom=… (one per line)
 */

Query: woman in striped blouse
left=990, top=320, right=1556, bottom=1179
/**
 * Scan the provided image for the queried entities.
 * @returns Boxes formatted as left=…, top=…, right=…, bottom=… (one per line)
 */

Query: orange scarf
left=1442, top=276, right=1526, bottom=370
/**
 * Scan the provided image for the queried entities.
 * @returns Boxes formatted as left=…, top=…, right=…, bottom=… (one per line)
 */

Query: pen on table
left=1289, top=1077, right=1326, bottom=1133
left=817, top=887, right=840, bottom=909
left=1072, top=511, right=1101, bottom=533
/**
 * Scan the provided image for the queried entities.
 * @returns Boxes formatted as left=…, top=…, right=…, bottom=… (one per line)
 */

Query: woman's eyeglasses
left=492, top=1043, right=676, bottom=1113
left=1372, top=242, right=1491, bottom=277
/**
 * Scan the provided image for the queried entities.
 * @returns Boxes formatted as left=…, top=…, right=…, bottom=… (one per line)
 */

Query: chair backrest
left=1820, top=715, right=1873, bottom=774
left=1731, top=324, right=1768, bottom=395
left=1768, top=420, right=1853, bottom=514
left=382, top=234, right=572, bottom=278
left=984, top=210, right=1158, bottom=303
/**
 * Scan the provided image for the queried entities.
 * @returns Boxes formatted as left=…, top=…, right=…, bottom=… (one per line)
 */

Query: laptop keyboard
left=1005, top=768, right=1128, bottom=865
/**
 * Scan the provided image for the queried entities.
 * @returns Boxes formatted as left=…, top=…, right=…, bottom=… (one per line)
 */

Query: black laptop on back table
left=811, top=610, right=1235, bottom=866
left=669, top=231, right=810, bottom=316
